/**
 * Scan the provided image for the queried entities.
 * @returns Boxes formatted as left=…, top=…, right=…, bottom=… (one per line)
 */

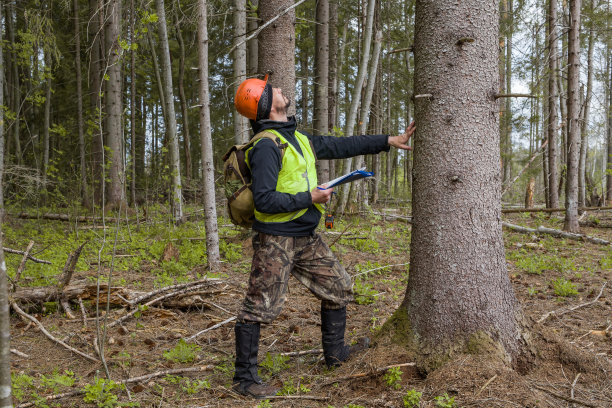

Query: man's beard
left=278, top=97, right=291, bottom=115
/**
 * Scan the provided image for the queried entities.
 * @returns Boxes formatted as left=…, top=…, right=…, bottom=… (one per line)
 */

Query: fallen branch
left=321, top=362, right=416, bottom=386
left=280, top=348, right=323, bottom=357
left=184, top=316, right=236, bottom=342
left=58, top=242, right=87, bottom=289
left=11, top=301, right=99, bottom=363
left=15, top=241, right=35, bottom=283
left=372, top=211, right=412, bottom=224
left=533, top=384, right=599, bottom=408
left=107, top=282, right=215, bottom=329
left=10, top=348, right=29, bottom=358
left=3, top=247, right=51, bottom=264
left=13, top=212, right=121, bottom=223
left=123, top=365, right=214, bottom=384
left=127, top=278, right=221, bottom=306
left=538, top=282, right=607, bottom=323
left=16, top=390, right=84, bottom=408
left=502, top=206, right=612, bottom=214
left=351, top=263, right=410, bottom=278
left=536, top=226, right=610, bottom=245
left=267, top=395, right=330, bottom=401
left=502, top=222, right=610, bottom=246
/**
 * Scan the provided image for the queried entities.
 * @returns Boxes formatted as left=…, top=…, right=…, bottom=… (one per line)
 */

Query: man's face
left=272, top=87, right=291, bottom=114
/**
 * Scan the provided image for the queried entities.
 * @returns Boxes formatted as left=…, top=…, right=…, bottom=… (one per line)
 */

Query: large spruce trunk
left=258, top=0, right=296, bottom=116
left=401, top=0, right=529, bottom=370
left=546, top=0, right=560, bottom=209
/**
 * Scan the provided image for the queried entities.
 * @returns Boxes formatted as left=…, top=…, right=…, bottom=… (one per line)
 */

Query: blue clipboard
left=321, top=167, right=374, bottom=189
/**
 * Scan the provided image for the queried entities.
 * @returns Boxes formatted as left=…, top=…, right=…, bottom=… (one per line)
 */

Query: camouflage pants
left=238, top=232, right=353, bottom=323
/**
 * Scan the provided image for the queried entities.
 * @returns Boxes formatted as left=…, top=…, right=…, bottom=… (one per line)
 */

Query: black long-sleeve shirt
left=248, top=116, right=390, bottom=236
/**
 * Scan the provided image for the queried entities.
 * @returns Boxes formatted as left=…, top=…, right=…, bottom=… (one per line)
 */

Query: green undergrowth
left=3, top=205, right=241, bottom=290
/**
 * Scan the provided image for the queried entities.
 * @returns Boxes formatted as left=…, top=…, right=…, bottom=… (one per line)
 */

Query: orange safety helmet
left=234, top=74, right=272, bottom=121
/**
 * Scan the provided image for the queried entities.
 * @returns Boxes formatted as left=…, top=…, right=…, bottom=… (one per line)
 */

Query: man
left=232, top=75, right=415, bottom=398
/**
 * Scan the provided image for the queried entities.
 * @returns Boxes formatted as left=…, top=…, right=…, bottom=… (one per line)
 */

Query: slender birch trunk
left=130, top=0, right=137, bottom=206
left=0, top=9, right=11, bottom=400
left=337, top=0, right=376, bottom=214
left=564, top=0, right=581, bottom=232
left=607, top=47, right=612, bottom=203
left=156, top=0, right=183, bottom=222
left=354, top=30, right=382, bottom=207
left=174, top=11, right=193, bottom=180
left=547, top=0, right=560, bottom=209
left=7, top=1, right=21, bottom=165
left=233, top=0, right=248, bottom=144
left=196, top=0, right=220, bottom=271
left=578, top=19, right=593, bottom=209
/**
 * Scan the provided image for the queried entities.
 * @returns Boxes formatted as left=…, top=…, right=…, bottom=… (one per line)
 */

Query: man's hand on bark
left=388, top=121, right=416, bottom=151
left=311, top=185, right=334, bottom=204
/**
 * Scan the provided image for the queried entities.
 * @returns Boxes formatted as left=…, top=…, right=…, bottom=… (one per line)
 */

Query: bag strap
left=246, top=131, right=288, bottom=158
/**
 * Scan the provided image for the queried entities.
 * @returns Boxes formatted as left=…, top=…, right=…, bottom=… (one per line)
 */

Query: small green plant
left=552, top=277, right=578, bottom=297
left=256, top=400, right=272, bottom=408
left=219, top=240, right=242, bottom=263
left=83, top=378, right=123, bottom=408
left=40, top=369, right=76, bottom=393
left=163, top=339, right=201, bottom=363
left=353, top=238, right=379, bottom=253
left=434, top=393, right=456, bottom=408
left=383, top=366, right=403, bottom=390
left=259, top=352, right=290, bottom=380
left=278, top=380, right=297, bottom=396
left=527, top=286, right=539, bottom=296
left=12, top=373, right=35, bottom=401
left=181, top=378, right=210, bottom=395
left=403, top=389, right=422, bottom=407
left=354, top=278, right=377, bottom=305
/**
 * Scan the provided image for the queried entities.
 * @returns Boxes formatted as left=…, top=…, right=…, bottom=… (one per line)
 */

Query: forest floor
left=4, top=204, right=612, bottom=408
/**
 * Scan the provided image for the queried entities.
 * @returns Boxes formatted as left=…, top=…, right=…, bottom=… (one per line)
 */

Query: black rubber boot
left=321, top=306, right=370, bottom=368
left=232, top=321, right=278, bottom=398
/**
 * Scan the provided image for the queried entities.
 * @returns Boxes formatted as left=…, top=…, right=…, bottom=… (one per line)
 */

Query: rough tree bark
left=233, top=0, right=249, bottom=144
left=547, top=0, right=560, bottom=209
left=397, top=0, right=532, bottom=372
left=258, top=0, right=296, bottom=116
left=156, top=0, right=184, bottom=222
left=314, top=0, right=330, bottom=182
left=564, top=0, right=581, bottom=233
left=196, top=0, right=221, bottom=271
left=327, top=0, right=338, bottom=179
left=104, top=0, right=125, bottom=207
left=247, top=0, right=258, bottom=76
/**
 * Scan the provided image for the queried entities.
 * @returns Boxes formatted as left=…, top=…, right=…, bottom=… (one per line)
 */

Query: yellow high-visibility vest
left=246, top=129, right=324, bottom=223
